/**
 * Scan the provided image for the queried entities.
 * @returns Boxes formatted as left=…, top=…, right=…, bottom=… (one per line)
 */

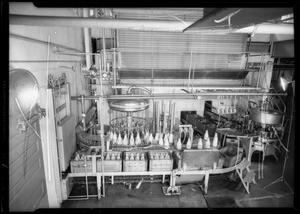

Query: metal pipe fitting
left=126, top=85, right=152, bottom=95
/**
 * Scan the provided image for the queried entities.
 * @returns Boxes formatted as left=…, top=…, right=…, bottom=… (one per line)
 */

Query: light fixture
left=280, top=75, right=293, bottom=92
left=9, top=69, right=39, bottom=115
left=280, top=76, right=288, bottom=91
left=263, top=75, right=294, bottom=193
left=10, top=68, right=41, bottom=139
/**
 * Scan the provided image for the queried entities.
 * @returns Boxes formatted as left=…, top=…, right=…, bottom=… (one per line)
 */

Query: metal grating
left=118, top=31, right=247, bottom=70
left=116, top=11, right=247, bottom=71
left=114, top=9, right=248, bottom=85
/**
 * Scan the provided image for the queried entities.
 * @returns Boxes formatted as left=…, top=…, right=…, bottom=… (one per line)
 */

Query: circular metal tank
left=250, top=108, right=284, bottom=125
left=108, top=99, right=150, bottom=112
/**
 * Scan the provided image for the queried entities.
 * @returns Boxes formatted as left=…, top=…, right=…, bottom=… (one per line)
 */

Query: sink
left=108, top=99, right=150, bottom=112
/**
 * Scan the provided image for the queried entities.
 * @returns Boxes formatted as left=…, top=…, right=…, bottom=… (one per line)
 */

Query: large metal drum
left=108, top=99, right=149, bottom=112
left=250, top=108, right=284, bottom=125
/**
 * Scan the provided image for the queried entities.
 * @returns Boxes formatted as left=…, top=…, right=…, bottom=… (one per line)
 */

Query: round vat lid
left=109, top=99, right=150, bottom=112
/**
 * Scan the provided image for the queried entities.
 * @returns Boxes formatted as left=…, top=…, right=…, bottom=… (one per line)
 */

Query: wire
left=14, top=97, right=41, bottom=140
left=23, top=83, right=38, bottom=177
left=46, top=35, right=51, bottom=182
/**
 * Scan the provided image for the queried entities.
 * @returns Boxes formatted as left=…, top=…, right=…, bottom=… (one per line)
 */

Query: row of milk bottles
left=107, top=130, right=174, bottom=148
left=176, top=130, right=218, bottom=150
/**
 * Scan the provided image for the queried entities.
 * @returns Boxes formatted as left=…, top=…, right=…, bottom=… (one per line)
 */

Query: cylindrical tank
left=250, top=108, right=284, bottom=125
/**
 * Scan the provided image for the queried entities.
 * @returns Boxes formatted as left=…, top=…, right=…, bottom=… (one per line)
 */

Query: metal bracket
left=17, top=119, right=27, bottom=133
left=162, top=186, right=181, bottom=196
left=214, top=9, right=243, bottom=30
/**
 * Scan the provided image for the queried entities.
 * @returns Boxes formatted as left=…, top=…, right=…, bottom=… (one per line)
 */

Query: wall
left=9, top=2, right=90, bottom=208
left=9, top=3, right=91, bottom=120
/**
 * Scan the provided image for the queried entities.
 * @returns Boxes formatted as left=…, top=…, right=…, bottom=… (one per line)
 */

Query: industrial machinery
left=52, top=29, right=288, bottom=200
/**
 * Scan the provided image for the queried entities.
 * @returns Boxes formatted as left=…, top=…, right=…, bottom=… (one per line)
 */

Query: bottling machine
left=48, top=45, right=288, bottom=201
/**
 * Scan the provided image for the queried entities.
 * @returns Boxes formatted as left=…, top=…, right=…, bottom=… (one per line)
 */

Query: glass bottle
left=176, top=137, right=182, bottom=150
left=197, top=137, right=203, bottom=149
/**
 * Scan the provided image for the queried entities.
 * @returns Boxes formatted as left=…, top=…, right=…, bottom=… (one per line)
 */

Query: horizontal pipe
left=53, top=51, right=100, bottom=56
left=112, top=8, right=202, bottom=14
left=186, top=24, right=293, bottom=35
left=10, top=14, right=192, bottom=32
left=112, top=85, right=260, bottom=90
left=70, top=92, right=287, bottom=101
left=10, top=15, right=293, bottom=35
left=10, top=33, right=83, bottom=52
left=10, top=60, right=81, bottom=63
left=108, top=92, right=287, bottom=97
left=107, top=48, right=269, bottom=55
left=233, top=24, right=294, bottom=35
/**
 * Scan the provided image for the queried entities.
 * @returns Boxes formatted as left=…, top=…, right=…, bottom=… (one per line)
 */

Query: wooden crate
left=96, top=151, right=122, bottom=172
left=148, top=151, right=173, bottom=171
left=70, top=160, right=93, bottom=173
left=123, top=151, right=148, bottom=172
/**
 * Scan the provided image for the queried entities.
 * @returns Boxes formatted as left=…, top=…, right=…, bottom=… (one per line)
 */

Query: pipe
left=156, top=101, right=160, bottom=133
left=233, top=23, right=294, bottom=35
left=80, top=95, right=86, bottom=131
left=163, top=104, right=167, bottom=133
left=70, top=91, right=287, bottom=100
left=10, top=33, right=83, bottom=52
left=10, top=60, right=81, bottom=63
left=113, top=50, right=117, bottom=93
left=10, top=14, right=192, bottom=32
left=83, top=9, right=92, bottom=70
left=126, top=85, right=152, bottom=95
left=114, top=85, right=263, bottom=91
left=102, top=28, right=107, bottom=72
left=153, top=100, right=156, bottom=134
left=10, top=14, right=293, bottom=35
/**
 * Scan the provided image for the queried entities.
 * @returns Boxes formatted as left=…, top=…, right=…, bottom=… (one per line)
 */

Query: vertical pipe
left=99, top=55, right=103, bottom=102
left=153, top=100, right=156, bottom=134
left=113, top=49, right=117, bottom=94
left=98, top=51, right=105, bottom=196
left=190, top=128, right=194, bottom=146
left=83, top=8, right=91, bottom=69
left=169, top=100, right=172, bottom=132
left=170, top=102, right=175, bottom=134
left=81, top=95, right=86, bottom=131
left=188, top=51, right=193, bottom=88
left=257, top=53, right=263, bottom=88
left=46, top=35, right=51, bottom=182
left=99, top=100, right=105, bottom=197
left=84, top=156, right=89, bottom=198
left=192, top=53, right=196, bottom=92
left=102, top=28, right=107, bottom=73
left=156, top=101, right=160, bottom=133
left=163, top=104, right=167, bottom=133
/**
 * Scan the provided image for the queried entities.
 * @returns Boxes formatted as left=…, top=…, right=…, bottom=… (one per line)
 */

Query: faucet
left=126, top=85, right=152, bottom=95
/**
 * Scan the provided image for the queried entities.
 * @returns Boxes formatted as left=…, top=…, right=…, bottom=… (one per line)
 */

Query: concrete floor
left=61, top=152, right=295, bottom=209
